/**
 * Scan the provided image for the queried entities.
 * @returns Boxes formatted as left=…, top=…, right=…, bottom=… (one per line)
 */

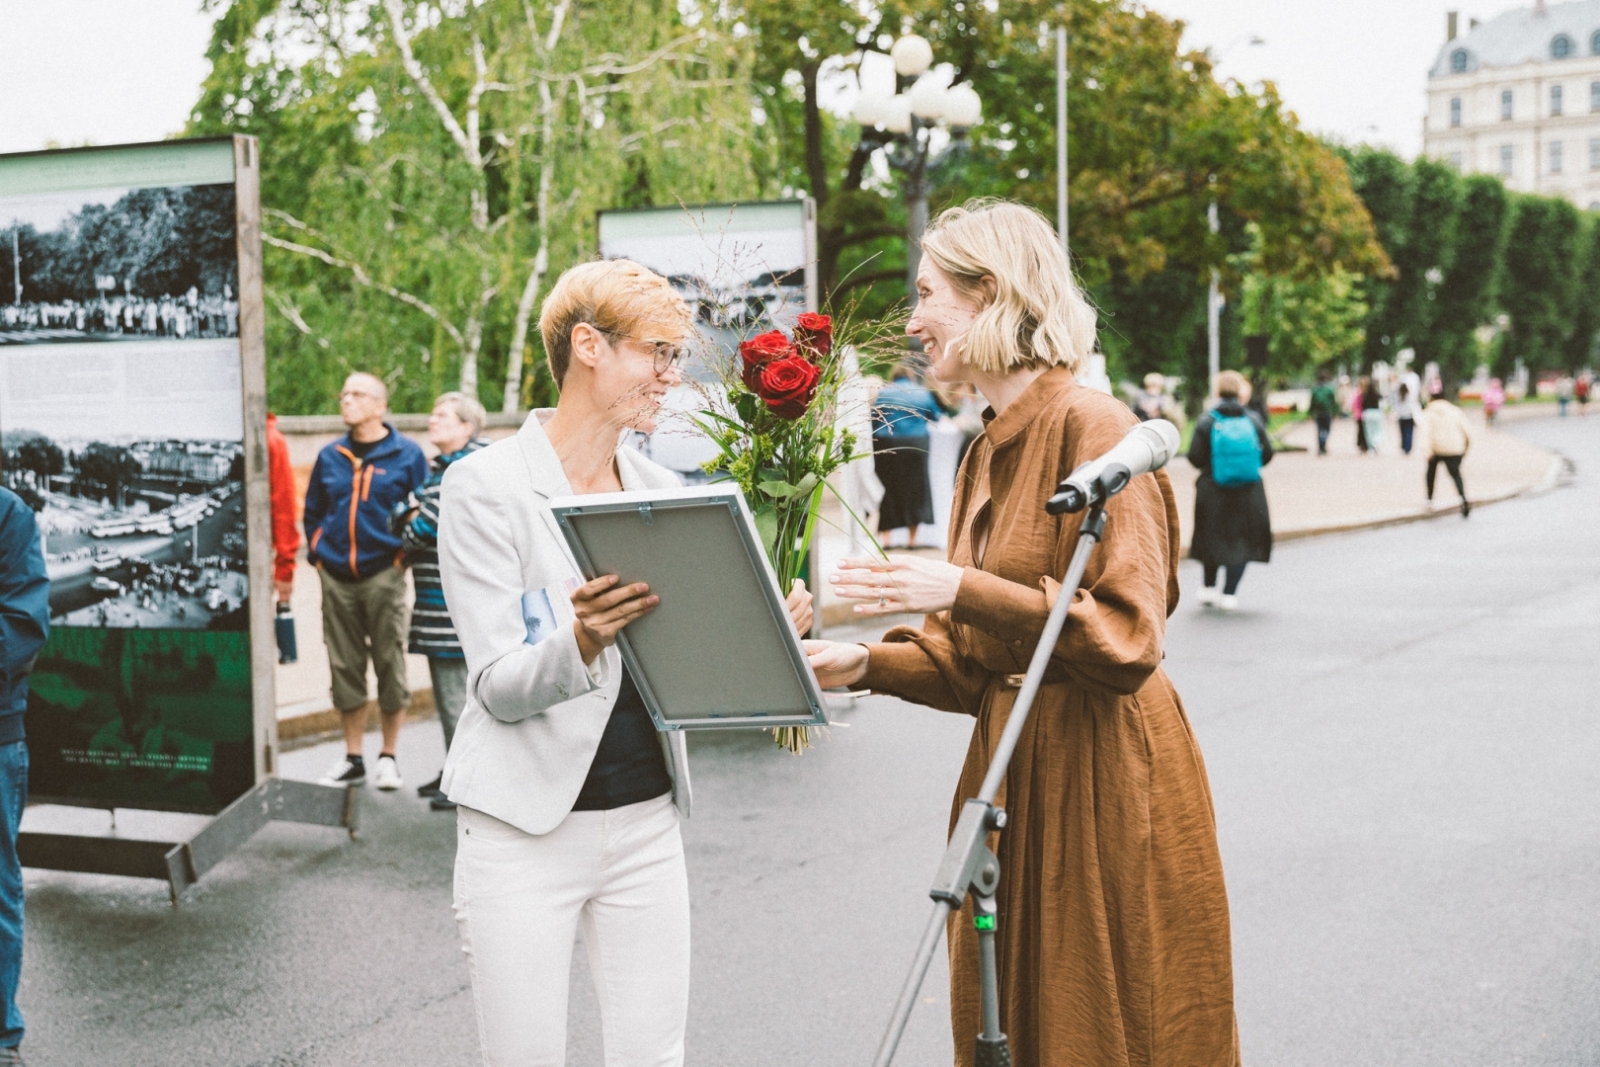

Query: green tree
left=1498, top=194, right=1582, bottom=376
left=1430, top=175, right=1510, bottom=391
left=1562, top=216, right=1600, bottom=371
left=1342, top=147, right=1413, bottom=368
left=1386, top=158, right=1462, bottom=366
left=192, top=0, right=759, bottom=413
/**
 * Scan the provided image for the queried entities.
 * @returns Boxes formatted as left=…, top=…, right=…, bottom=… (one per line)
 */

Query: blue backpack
left=1210, top=412, right=1262, bottom=486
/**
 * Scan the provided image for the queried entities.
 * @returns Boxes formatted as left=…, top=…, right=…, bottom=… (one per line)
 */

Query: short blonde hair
left=538, top=259, right=693, bottom=388
left=919, top=200, right=1097, bottom=377
left=432, top=390, right=487, bottom=435
left=1216, top=370, right=1252, bottom=402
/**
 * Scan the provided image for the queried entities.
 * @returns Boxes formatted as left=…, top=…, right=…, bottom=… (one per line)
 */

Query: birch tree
left=191, top=0, right=760, bottom=414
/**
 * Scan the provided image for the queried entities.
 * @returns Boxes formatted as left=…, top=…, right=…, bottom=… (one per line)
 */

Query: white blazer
left=436, top=409, right=691, bottom=835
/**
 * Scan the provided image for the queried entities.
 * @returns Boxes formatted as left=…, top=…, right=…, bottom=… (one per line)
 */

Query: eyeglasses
left=602, top=330, right=687, bottom=375
left=340, top=389, right=383, bottom=402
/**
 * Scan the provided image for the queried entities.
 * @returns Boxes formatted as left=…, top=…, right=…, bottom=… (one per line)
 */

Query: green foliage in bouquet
left=690, top=310, right=885, bottom=752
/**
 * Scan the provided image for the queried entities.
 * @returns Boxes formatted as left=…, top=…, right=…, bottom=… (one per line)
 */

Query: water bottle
left=275, top=601, right=298, bottom=664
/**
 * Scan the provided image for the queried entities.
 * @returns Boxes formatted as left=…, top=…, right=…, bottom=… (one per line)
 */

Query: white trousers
left=454, top=795, right=690, bottom=1067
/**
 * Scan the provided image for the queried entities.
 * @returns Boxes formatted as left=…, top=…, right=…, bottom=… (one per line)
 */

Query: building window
left=1502, top=89, right=1514, bottom=120
left=1451, top=49, right=1469, bottom=73
left=1553, top=34, right=1573, bottom=59
left=1450, top=97, right=1462, bottom=126
left=1593, top=82, right=1600, bottom=110
left=1552, top=84, right=1564, bottom=116
left=1500, top=144, right=1514, bottom=175
left=1589, top=136, right=1600, bottom=170
left=1593, top=30, right=1600, bottom=54
left=1448, top=152, right=1464, bottom=171
left=1551, top=140, right=1564, bottom=173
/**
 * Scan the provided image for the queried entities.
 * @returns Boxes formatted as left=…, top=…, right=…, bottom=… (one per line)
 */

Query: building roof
left=1431, top=0, right=1600, bottom=76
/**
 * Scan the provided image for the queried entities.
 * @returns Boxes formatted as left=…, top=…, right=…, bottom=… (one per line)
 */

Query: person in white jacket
left=438, top=259, right=812, bottom=1066
left=1421, top=391, right=1472, bottom=517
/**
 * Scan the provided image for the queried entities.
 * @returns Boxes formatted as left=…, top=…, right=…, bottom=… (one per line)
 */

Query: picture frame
left=549, top=484, right=828, bottom=732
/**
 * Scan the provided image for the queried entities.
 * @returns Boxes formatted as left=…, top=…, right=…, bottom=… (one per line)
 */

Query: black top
left=348, top=428, right=391, bottom=460
left=571, top=667, right=673, bottom=811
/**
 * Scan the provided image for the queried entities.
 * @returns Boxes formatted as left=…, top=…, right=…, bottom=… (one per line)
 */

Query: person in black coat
left=1188, top=370, right=1273, bottom=612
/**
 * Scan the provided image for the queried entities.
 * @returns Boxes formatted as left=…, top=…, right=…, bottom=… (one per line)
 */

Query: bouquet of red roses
left=694, top=312, right=860, bottom=753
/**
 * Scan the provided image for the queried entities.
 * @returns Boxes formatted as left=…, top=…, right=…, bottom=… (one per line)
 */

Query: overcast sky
left=0, top=0, right=1492, bottom=160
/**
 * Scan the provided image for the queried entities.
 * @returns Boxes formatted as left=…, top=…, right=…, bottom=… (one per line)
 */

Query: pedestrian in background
left=1352, top=376, right=1370, bottom=453
left=397, top=391, right=488, bottom=812
left=266, top=412, right=300, bottom=663
left=1576, top=373, right=1591, bottom=415
left=871, top=362, right=943, bottom=548
left=1422, top=388, right=1472, bottom=518
left=1189, top=369, right=1274, bottom=611
left=1556, top=375, right=1574, bottom=417
left=1482, top=377, right=1505, bottom=426
left=0, top=486, right=49, bottom=1067
left=305, top=372, right=429, bottom=790
left=1309, top=369, right=1337, bottom=456
left=1394, top=379, right=1420, bottom=456
left=1360, top=377, right=1386, bottom=455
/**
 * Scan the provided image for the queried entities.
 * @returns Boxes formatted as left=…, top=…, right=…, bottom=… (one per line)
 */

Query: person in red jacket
left=266, top=413, right=299, bottom=604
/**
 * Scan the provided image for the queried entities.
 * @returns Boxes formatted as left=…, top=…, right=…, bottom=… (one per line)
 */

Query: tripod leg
left=973, top=892, right=1011, bottom=1067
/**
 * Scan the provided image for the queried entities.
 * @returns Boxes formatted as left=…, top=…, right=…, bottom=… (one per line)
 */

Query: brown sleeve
left=948, top=467, right=1177, bottom=698
left=861, top=611, right=992, bottom=717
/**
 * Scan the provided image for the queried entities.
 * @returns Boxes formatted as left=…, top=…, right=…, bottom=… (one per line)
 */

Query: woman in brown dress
left=807, top=201, right=1239, bottom=1067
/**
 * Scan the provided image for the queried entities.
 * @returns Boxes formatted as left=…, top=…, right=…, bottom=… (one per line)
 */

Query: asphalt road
left=13, top=415, right=1599, bottom=1066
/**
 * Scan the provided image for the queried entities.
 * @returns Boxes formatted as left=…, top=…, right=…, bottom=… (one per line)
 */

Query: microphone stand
left=871, top=497, right=1111, bottom=1067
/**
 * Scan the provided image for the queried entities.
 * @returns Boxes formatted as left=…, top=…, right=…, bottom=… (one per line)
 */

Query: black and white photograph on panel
left=0, top=182, right=240, bottom=343
left=0, top=339, right=248, bottom=629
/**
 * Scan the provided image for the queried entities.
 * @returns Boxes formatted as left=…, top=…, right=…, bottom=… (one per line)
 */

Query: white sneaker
left=1197, top=585, right=1219, bottom=608
left=1219, top=594, right=1239, bottom=613
left=372, top=755, right=403, bottom=791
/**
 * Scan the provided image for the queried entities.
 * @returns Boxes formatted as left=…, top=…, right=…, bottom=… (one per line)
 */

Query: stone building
left=1425, top=0, right=1600, bottom=208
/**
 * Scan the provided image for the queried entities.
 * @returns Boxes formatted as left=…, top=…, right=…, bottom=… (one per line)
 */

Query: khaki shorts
left=319, top=565, right=410, bottom=714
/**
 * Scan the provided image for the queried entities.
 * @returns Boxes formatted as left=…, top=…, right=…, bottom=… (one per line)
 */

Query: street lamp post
left=851, top=35, right=983, bottom=308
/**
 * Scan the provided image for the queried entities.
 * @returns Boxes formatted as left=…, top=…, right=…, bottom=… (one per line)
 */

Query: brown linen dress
left=862, top=368, right=1239, bottom=1067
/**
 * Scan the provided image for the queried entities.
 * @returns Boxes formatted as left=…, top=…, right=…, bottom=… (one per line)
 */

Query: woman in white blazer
left=438, top=259, right=812, bottom=1066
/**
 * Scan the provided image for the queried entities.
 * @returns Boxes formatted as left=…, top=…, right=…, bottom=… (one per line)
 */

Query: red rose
left=794, top=313, right=832, bottom=359
left=740, top=330, right=794, bottom=389
left=756, top=356, right=823, bottom=419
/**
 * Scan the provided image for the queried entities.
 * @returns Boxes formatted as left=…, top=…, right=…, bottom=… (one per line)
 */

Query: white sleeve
left=438, top=462, right=604, bottom=724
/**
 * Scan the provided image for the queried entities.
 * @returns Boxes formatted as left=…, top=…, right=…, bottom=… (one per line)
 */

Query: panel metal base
left=19, top=778, right=359, bottom=904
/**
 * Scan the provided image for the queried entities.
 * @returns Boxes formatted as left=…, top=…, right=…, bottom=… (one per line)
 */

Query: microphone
left=1046, top=419, right=1181, bottom=515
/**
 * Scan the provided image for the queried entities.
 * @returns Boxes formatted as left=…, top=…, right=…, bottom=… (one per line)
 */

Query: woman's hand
left=571, top=574, right=658, bottom=664
left=786, top=578, right=814, bottom=635
left=804, top=640, right=869, bottom=689
left=829, top=554, right=965, bottom=616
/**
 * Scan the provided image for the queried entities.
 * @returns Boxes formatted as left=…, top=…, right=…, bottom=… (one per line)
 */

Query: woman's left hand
left=786, top=578, right=814, bottom=634
left=829, top=555, right=965, bottom=616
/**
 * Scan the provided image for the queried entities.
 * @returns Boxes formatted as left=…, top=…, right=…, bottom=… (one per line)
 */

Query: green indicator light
left=974, top=915, right=996, bottom=930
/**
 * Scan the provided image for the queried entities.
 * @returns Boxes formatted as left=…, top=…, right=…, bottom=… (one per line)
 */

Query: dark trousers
left=1202, top=562, right=1246, bottom=595
left=1314, top=414, right=1332, bottom=455
left=1427, top=454, right=1466, bottom=500
left=1399, top=417, right=1416, bottom=455
left=0, top=740, right=26, bottom=1048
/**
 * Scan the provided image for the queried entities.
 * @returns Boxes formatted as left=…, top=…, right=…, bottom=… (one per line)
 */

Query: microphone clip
left=1045, top=462, right=1131, bottom=515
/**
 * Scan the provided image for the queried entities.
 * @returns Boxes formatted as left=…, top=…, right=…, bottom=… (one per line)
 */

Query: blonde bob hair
left=918, top=199, right=1097, bottom=377
left=539, top=258, right=693, bottom=388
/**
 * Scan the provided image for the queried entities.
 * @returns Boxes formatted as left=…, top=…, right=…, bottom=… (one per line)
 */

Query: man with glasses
left=305, top=372, right=429, bottom=789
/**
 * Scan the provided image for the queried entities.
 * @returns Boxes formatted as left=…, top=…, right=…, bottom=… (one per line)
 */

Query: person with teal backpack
left=1187, top=370, right=1273, bottom=612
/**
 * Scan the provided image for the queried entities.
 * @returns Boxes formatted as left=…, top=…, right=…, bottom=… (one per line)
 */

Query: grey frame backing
left=550, top=485, right=828, bottom=731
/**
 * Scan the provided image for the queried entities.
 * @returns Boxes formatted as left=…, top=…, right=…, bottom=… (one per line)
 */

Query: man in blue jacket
left=304, top=373, right=429, bottom=789
left=0, top=486, right=48, bottom=1066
